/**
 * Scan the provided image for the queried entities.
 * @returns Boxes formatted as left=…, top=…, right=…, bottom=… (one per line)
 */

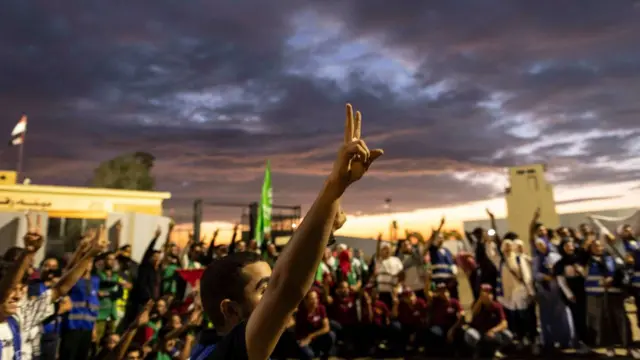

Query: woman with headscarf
left=485, top=237, right=536, bottom=350
left=553, top=238, right=589, bottom=353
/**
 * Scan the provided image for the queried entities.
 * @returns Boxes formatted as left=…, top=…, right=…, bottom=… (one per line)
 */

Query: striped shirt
left=1, top=289, right=54, bottom=360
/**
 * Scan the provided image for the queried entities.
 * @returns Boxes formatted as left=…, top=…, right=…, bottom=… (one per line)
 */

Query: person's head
left=479, top=284, right=494, bottom=304
left=40, top=256, right=60, bottom=281
left=535, top=223, right=547, bottom=238
left=105, top=333, right=120, bottom=351
left=380, top=243, right=391, bottom=259
left=401, top=240, right=413, bottom=254
left=0, top=261, right=29, bottom=319
left=154, top=297, right=169, bottom=318
left=512, top=239, right=525, bottom=255
left=472, top=227, right=485, bottom=242
left=622, top=224, right=635, bottom=240
left=579, top=223, right=592, bottom=236
left=200, top=252, right=268, bottom=333
left=215, top=245, right=229, bottom=258
left=103, top=252, right=116, bottom=270
left=170, top=313, right=182, bottom=329
left=119, top=245, right=132, bottom=259
left=190, top=243, right=204, bottom=260
left=335, top=280, right=350, bottom=298
left=323, top=248, right=332, bottom=261
left=557, top=227, right=569, bottom=238
left=235, top=241, right=247, bottom=252
left=435, top=283, right=448, bottom=299
left=432, top=232, right=445, bottom=247
left=534, top=238, right=548, bottom=255
left=562, top=240, right=575, bottom=256
left=157, top=327, right=177, bottom=352
left=266, top=243, right=277, bottom=255
left=402, top=290, right=417, bottom=304
left=2, top=246, right=26, bottom=262
left=500, top=239, right=514, bottom=256
left=303, top=290, right=319, bottom=310
left=590, top=239, right=604, bottom=256
left=248, top=240, right=258, bottom=250
left=168, top=242, right=180, bottom=257
left=125, top=346, right=143, bottom=360
left=151, top=250, right=163, bottom=268
left=41, top=257, right=59, bottom=272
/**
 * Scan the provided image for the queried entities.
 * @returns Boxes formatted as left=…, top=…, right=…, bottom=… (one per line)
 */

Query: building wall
left=0, top=183, right=171, bottom=262
left=0, top=184, right=170, bottom=219
left=505, top=164, right=560, bottom=253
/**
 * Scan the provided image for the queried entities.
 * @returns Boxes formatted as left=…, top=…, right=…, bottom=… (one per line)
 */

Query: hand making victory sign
left=23, top=211, right=44, bottom=253
left=330, top=104, right=384, bottom=193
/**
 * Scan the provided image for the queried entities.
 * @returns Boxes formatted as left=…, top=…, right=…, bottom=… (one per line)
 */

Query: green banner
left=254, top=160, right=272, bottom=247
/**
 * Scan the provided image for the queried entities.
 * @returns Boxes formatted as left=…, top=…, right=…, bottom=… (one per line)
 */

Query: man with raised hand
left=193, top=103, right=383, bottom=360
left=0, top=213, right=109, bottom=360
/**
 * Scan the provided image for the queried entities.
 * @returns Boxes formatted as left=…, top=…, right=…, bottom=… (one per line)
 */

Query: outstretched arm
left=528, top=207, right=541, bottom=251
left=52, top=226, right=109, bottom=300
left=245, top=104, right=383, bottom=360
left=0, top=213, right=43, bottom=306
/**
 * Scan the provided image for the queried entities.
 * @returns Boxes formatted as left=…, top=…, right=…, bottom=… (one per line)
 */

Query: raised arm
left=141, top=226, right=162, bottom=266
left=52, top=226, right=109, bottom=300
left=486, top=208, right=501, bottom=244
left=528, top=207, right=541, bottom=251
left=96, top=300, right=154, bottom=360
left=229, top=224, right=239, bottom=254
left=0, top=213, right=43, bottom=306
left=245, top=103, right=383, bottom=360
left=425, top=216, right=446, bottom=247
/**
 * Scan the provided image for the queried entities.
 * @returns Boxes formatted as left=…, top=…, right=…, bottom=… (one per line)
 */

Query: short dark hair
left=2, top=247, right=25, bottom=262
left=200, top=252, right=262, bottom=328
left=0, top=260, right=30, bottom=285
left=126, top=345, right=142, bottom=357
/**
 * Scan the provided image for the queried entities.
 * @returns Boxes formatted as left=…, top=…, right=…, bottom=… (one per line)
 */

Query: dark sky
left=1, top=0, right=639, bottom=223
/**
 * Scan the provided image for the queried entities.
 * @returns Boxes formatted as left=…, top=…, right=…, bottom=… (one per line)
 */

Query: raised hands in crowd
left=2, top=103, right=640, bottom=360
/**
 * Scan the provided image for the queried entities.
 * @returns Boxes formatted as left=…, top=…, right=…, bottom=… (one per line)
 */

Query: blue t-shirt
left=192, top=322, right=249, bottom=360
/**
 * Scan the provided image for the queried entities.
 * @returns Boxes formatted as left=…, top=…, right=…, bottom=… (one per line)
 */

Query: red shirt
left=429, top=297, right=462, bottom=328
left=471, top=301, right=506, bottom=333
left=397, top=298, right=427, bottom=326
left=295, top=304, right=327, bottom=339
left=363, top=300, right=390, bottom=326
left=330, top=295, right=358, bottom=325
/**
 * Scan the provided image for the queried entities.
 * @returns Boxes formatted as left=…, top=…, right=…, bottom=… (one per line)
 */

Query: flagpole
left=16, top=134, right=24, bottom=182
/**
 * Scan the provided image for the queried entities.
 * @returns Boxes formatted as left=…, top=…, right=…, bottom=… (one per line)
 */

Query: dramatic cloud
left=1, top=0, right=639, bottom=222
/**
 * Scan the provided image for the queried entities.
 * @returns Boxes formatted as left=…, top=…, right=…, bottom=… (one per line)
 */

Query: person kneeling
left=295, top=290, right=336, bottom=359
left=465, top=284, right=513, bottom=359
left=426, top=283, right=467, bottom=356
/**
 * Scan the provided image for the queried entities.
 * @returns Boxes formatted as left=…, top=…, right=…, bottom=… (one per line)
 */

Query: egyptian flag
left=9, top=114, right=27, bottom=146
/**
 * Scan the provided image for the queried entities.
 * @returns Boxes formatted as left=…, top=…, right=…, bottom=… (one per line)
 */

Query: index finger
left=345, top=103, right=354, bottom=144
left=24, top=211, right=33, bottom=231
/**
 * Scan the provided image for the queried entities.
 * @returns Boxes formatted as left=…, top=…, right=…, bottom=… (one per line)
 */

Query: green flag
left=254, top=160, right=272, bottom=247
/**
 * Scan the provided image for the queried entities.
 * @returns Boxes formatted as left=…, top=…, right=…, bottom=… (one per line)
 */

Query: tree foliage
left=92, top=151, right=156, bottom=191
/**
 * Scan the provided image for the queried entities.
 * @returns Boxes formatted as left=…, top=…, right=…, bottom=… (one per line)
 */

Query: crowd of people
left=0, top=104, right=638, bottom=360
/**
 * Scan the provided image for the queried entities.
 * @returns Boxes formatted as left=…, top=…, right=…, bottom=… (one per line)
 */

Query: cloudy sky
left=1, top=0, right=640, bottom=239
